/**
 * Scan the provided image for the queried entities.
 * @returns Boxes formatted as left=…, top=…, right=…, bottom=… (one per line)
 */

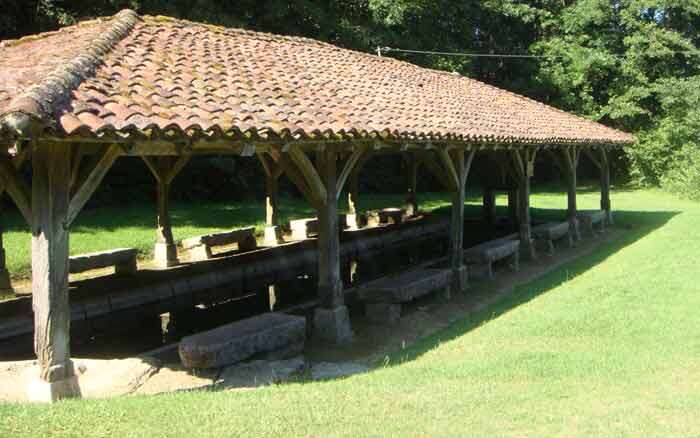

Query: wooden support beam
left=67, top=144, right=122, bottom=226
left=560, top=148, right=581, bottom=241
left=336, top=145, right=368, bottom=199
left=404, top=153, right=419, bottom=217
left=599, top=148, right=613, bottom=225
left=436, top=148, right=460, bottom=191
left=0, top=156, right=32, bottom=225
left=288, top=147, right=327, bottom=207
left=313, top=146, right=353, bottom=344
left=417, top=152, right=452, bottom=191
left=268, top=148, right=320, bottom=209
left=142, top=155, right=191, bottom=268
left=512, top=149, right=537, bottom=260
left=30, top=142, right=80, bottom=401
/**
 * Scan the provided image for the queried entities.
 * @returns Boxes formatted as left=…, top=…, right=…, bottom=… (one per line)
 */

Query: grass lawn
left=3, top=186, right=700, bottom=436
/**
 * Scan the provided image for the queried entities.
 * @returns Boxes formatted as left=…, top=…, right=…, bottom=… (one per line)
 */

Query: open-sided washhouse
left=0, top=10, right=634, bottom=401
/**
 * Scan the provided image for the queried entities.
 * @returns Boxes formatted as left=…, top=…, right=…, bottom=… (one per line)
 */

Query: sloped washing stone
left=179, top=313, right=306, bottom=369
left=217, top=357, right=305, bottom=389
left=310, top=362, right=369, bottom=380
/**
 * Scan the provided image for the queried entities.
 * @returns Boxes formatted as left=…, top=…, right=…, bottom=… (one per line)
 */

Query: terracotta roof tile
left=0, top=9, right=634, bottom=145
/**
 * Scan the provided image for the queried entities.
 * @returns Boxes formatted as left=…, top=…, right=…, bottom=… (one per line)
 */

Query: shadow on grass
left=382, top=208, right=679, bottom=367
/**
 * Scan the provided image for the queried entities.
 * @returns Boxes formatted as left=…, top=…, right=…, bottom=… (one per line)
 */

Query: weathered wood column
left=143, top=155, right=190, bottom=267
left=507, top=187, right=519, bottom=225
left=482, top=187, right=496, bottom=226
left=314, top=146, right=353, bottom=343
left=29, top=142, right=80, bottom=401
left=346, top=170, right=360, bottom=230
left=258, top=153, right=284, bottom=245
left=437, top=147, right=475, bottom=296
left=599, top=149, right=613, bottom=225
left=560, top=148, right=581, bottom=241
left=344, top=150, right=370, bottom=230
left=0, top=224, right=11, bottom=295
left=404, top=154, right=419, bottom=217
left=512, top=149, right=537, bottom=260
left=584, top=147, right=613, bottom=225
left=282, top=144, right=365, bottom=343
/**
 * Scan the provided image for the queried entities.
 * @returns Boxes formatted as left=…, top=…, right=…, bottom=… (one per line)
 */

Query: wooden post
left=346, top=170, right=360, bottom=229
left=482, top=187, right=496, bottom=226
left=143, top=155, right=190, bottom=267
left=512, top=149, right=536, bottom=260
left=599, top=149, right=613, bottom=225
left=561, top=148, right=581, bottom=241
left=405, top=154, right=418, bottom=217
left=436, top=148, right=475, bottom=296
left=312, top=146, right=353, bottom=343
left=507, top=187, right=519, bottom=226
left=449, top=150, right=467, bottom=296
left=29, top=142, right=80, bottom=401
left=258, top=153, right=284, bottom=245
left=0, top=220, right=11, bottom=295
left=155, top=173, right=177, bottom=267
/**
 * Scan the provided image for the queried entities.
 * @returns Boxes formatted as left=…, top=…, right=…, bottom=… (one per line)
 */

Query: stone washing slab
left=357, top=269, right=452, bottom=304
left=464, top=238, right=519, bottom=264
left=532, top=222, right=570, bottom=240
left=179, top=313, right=306, bottom=369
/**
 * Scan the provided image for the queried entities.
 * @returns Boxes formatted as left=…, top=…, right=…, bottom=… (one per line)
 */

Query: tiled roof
left=0, top=9, right=634, bottom=146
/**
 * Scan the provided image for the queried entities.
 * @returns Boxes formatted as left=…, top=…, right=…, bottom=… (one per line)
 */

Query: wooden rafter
left=268, top=148, right=321, bottom=209
left=288, top=146, right=327, bottom=207
left=436, top=148, right=460, bottom=191
left=336, top=145, right=368, bottom=199
left=67, top=144, right=122, bottom=226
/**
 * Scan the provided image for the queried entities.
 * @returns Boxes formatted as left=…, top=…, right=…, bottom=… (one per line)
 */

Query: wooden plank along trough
left=69, top=248, right=138, bottom=275
left=182, top=227, right=257, bottom=261
left=464, top=238, right=520, bottom=279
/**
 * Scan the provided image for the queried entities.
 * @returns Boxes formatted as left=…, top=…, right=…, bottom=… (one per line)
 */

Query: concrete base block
left=27, top=375, right=81, bottom=403
left=154, top=242, right=179, bottom=268
left=313, top=306, right=353, bottom=344
left=365, top=302, right=401, bottom=326
left=263, top=226, right=284, bottom=246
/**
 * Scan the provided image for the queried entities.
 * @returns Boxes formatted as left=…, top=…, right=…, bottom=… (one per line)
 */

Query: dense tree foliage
left=3, top=1, right=700, bottom=197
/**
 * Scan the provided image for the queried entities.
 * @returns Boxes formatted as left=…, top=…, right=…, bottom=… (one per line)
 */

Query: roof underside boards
left=0, top=10, right=635, bottom=147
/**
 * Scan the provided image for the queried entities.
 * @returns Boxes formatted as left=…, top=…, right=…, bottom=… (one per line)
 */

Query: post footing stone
left=313, top=306, right=353, bottom=344
left=179, top=313, right=306, bottom=369
left=27, top=375, right=81, bottom=403
left=154, top=242, right=179, bottom=268
left=263, top=226, right=284, bottom=246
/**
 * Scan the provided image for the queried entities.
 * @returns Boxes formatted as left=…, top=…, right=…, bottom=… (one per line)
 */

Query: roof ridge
left=0, top=9, right=140, bottom=137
